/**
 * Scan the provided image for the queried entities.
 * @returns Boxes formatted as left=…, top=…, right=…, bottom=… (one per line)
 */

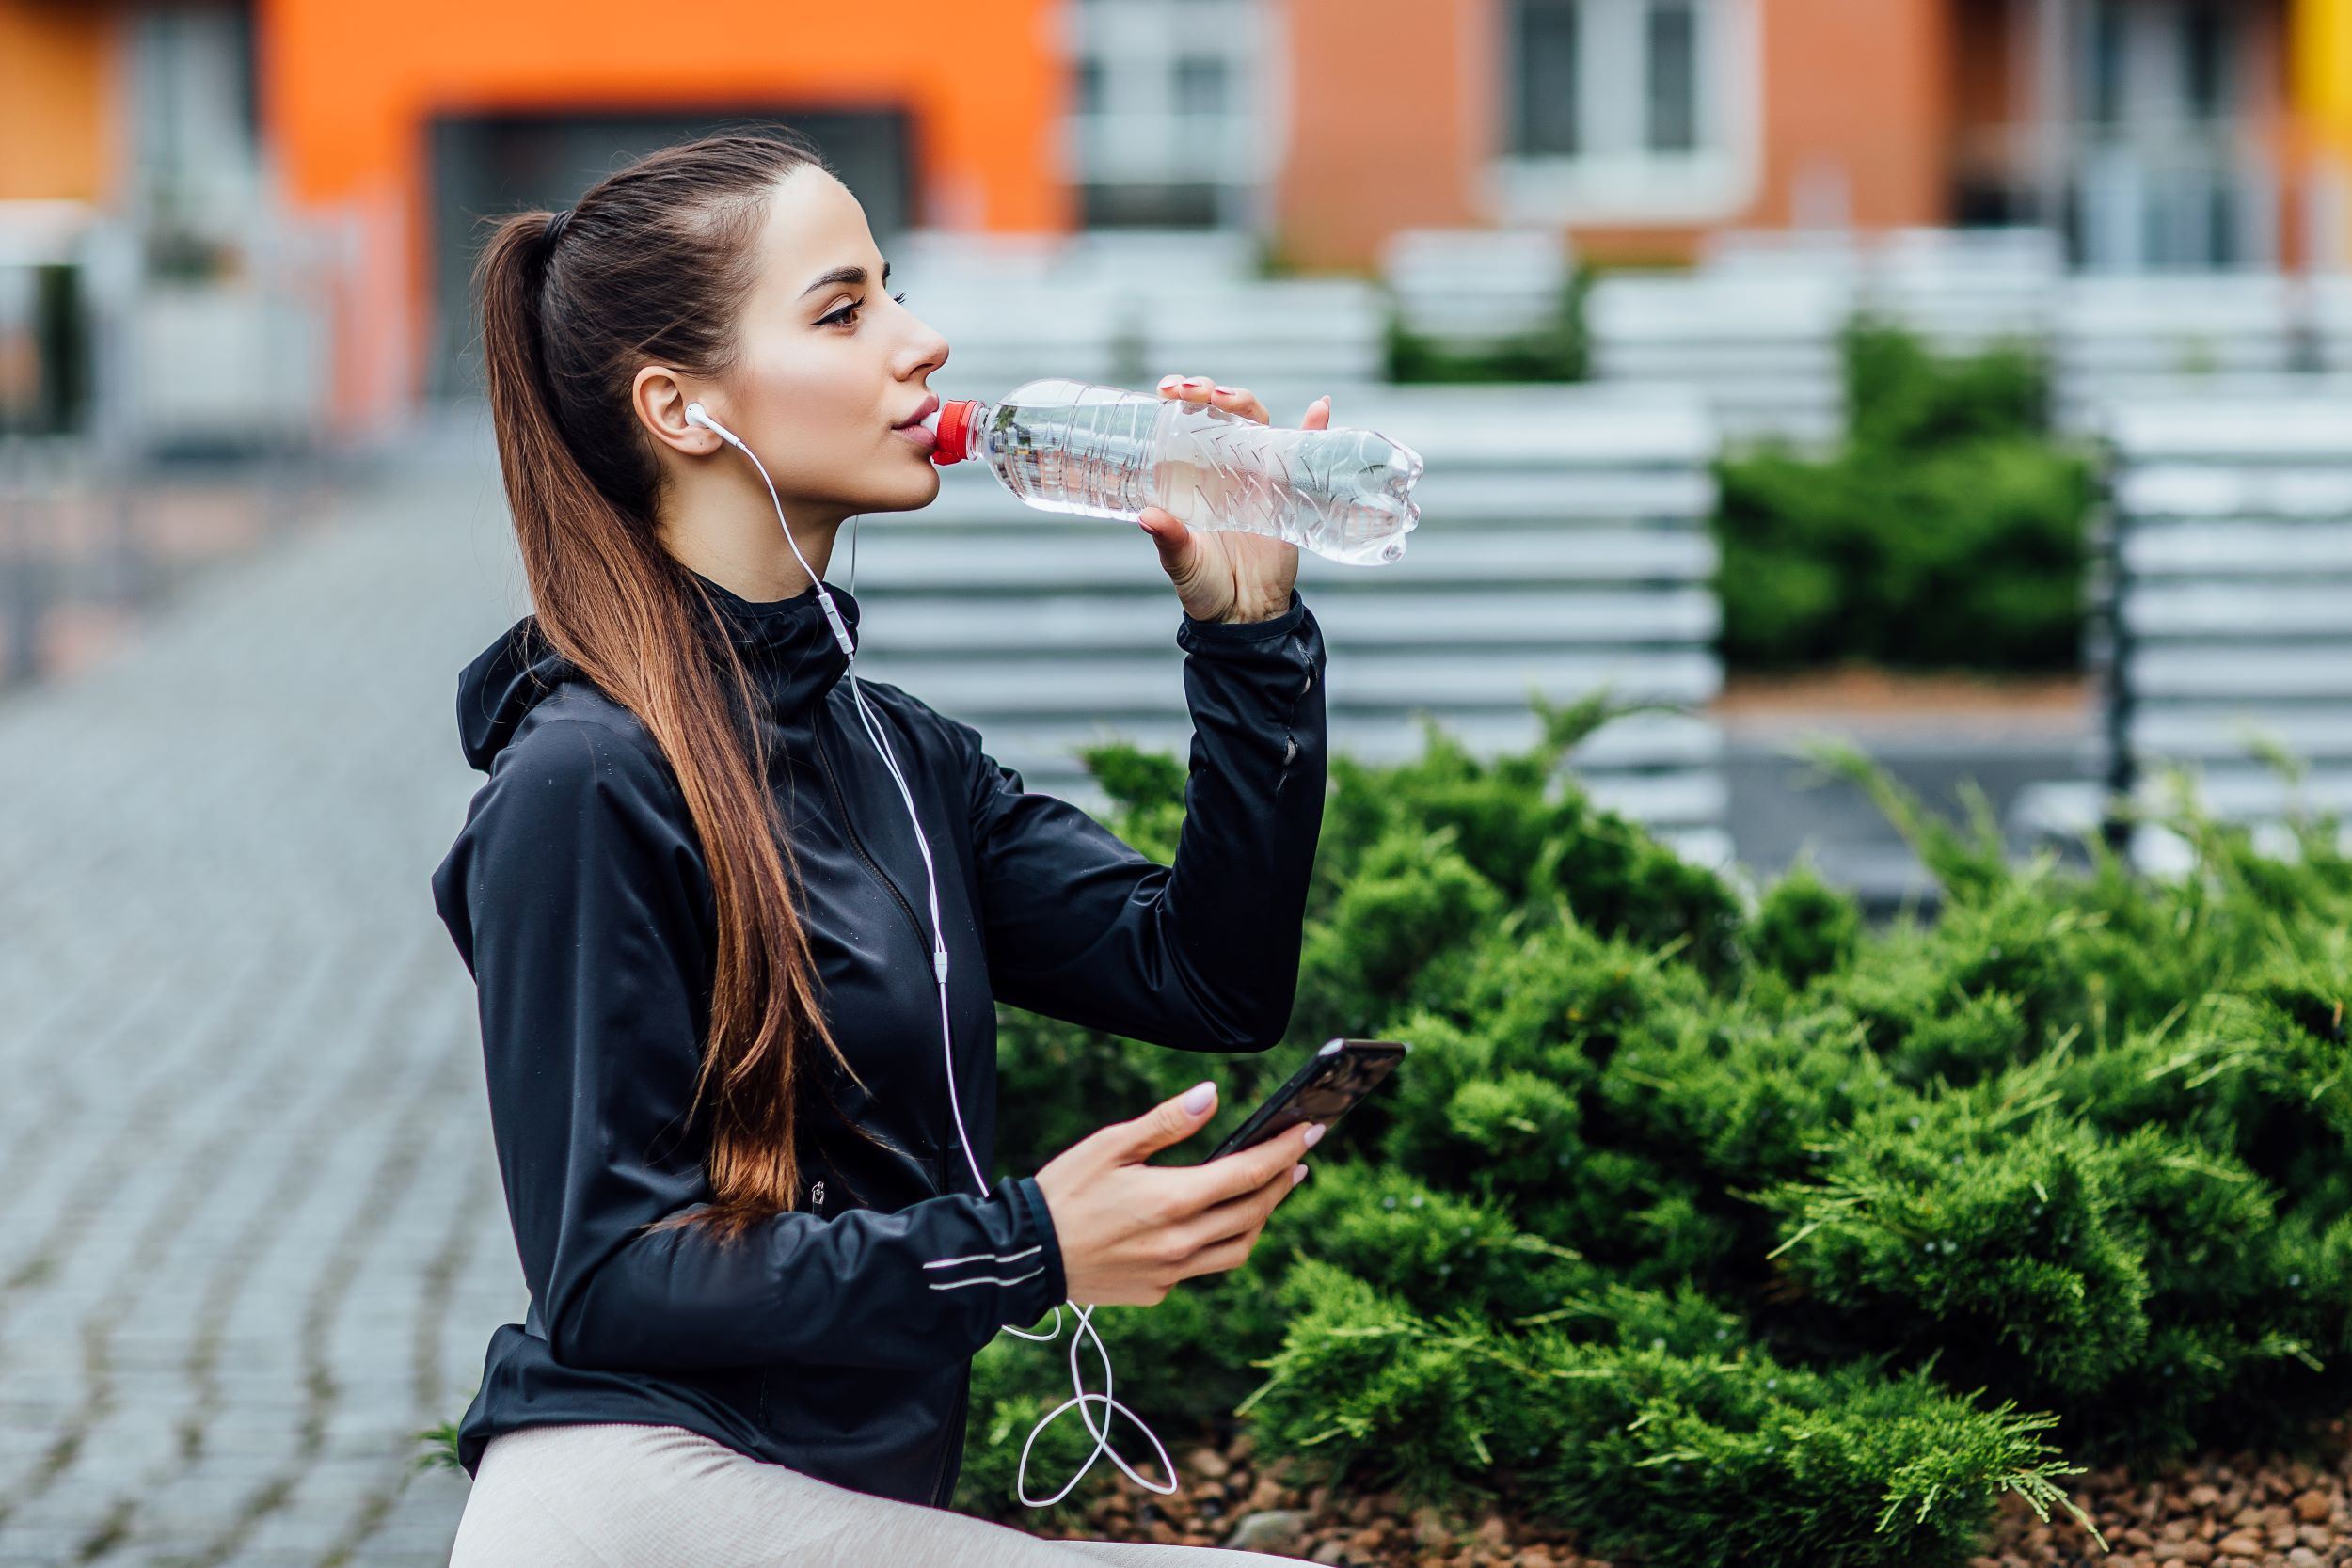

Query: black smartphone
left=1203, top=1038, right=1407, bottom=1163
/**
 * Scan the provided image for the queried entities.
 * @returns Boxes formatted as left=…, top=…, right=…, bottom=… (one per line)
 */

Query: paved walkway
left=0, top=421, right=535, bottom=1566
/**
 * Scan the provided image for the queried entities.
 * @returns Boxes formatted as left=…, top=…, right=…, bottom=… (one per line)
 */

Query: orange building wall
left=1748, top=0, right=1952, bottom=233
left=0, top=2, right=117, bottom=202
left=1272, top=0, right=1490, bottom=271
left=254, top=0, right=1067, bottom=417
left=1276, top=0, right=1955, bottom=269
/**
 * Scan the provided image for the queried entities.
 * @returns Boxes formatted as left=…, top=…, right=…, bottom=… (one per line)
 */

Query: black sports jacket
left=429, top=568, right=1327, bottom=1508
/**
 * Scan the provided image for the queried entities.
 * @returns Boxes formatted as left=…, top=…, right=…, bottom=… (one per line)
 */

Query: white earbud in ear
left=684, top=401, right=741, bottom=448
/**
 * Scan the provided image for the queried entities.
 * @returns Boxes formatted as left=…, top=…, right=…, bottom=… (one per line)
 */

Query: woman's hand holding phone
left=1032, top=1082, right=1320, bottom=1307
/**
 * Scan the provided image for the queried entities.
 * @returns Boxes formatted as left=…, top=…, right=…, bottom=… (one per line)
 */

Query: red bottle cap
left=930, top=399, right=977, bottom=466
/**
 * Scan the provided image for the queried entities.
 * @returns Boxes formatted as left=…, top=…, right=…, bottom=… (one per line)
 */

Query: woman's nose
left=908, top=322, right=949, bottom=381
left=889, top=293, right=942, bottom=361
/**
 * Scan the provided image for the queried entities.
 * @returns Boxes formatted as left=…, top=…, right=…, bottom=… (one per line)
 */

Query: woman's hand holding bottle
left=1031, top=1081, right=1318, bottom=1307
left=1135, top=376, right=1327, bottom=624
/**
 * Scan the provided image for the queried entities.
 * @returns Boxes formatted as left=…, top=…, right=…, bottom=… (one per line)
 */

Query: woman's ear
left=634, top=365, right=721, bottom=456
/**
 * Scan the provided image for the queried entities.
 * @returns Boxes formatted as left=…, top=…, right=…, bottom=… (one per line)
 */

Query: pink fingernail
left=1302, top=1123, right=1326, bottom=1148
left=1181, top=378, right=1202, bottom=388
left=1292, top=1165, right=1309, bottom=1186
left=1214, top=385, right=1236, bottom=396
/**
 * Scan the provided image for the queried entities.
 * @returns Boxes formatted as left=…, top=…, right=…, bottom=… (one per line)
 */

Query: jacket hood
left=453, top=572, right=864, bottom=773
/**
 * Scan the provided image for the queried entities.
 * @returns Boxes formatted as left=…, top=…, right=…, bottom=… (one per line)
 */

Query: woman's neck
left=660, top=497, right=846, bottom=602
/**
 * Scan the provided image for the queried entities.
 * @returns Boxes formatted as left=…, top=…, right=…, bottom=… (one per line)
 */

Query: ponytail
left=472, top=133, right=863, bottom=1241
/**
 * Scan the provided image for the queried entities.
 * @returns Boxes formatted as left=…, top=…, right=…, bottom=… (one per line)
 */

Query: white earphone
left=687, top=400, right=1176, bottom=1509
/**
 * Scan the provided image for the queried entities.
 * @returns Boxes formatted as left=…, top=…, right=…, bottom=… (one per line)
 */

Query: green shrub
left=957, top=713, right=2352, bottom=1561
left=1750, top=863, right=1862, bottom=989
left=411, top=700, right=2352, bottom=1558
left=1713, top=322, right=2094, bottom=673
left=1763, top=1094, right=2346, bottom=1456
left=1844, top=319, right=2047, bottom=452
left=1240, top=1261, right=2090, bottom=1568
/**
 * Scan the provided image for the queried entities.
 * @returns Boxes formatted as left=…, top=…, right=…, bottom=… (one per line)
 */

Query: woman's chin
left=848, top=461, right=943, bottom=517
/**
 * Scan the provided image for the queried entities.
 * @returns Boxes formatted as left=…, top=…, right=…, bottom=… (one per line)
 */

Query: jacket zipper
left=810, top=723, right=956, bottom=1184
left=811, top=723, right=936, bottom=971
left=814, top=721, right=970, bottom=1511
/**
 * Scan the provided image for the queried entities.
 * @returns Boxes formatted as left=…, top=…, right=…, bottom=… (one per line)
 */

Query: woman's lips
left=893, top=421, right=937, bottom=451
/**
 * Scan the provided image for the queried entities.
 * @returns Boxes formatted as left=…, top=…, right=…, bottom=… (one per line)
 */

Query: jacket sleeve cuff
left=1003, top=1174, right=1068, bottom=1324
left=1177, top=588, right=1308, bottom=649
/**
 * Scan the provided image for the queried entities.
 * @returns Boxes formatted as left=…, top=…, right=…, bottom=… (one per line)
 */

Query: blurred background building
left=5, top=0, right=2350, bottom=434
left=3, top=0, right=2352, bottom=893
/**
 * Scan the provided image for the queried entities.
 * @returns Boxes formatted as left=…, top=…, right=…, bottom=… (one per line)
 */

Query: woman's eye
left=822, top=291, right=909, bottom=327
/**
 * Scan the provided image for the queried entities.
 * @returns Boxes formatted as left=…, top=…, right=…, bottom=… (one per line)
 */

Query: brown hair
left=474, top=129, right=866, bottom=1241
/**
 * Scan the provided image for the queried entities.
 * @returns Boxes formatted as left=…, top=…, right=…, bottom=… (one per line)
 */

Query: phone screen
left=1205, top=1039, right=1406, bottom=1162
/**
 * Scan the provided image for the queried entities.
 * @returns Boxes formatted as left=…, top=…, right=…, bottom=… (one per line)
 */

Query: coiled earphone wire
left=684, top=402, right=1179, bottom=1510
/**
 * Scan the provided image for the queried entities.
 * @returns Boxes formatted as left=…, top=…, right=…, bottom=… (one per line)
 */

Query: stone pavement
left=0, top=419, right=535, bottom=1565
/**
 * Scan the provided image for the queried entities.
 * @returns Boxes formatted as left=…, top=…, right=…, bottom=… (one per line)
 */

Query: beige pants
left=447, top=1422, right=1314, bottom=1567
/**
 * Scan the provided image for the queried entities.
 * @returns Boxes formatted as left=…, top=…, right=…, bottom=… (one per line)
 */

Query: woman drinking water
left=431, top=130, right=1332, bottom=1564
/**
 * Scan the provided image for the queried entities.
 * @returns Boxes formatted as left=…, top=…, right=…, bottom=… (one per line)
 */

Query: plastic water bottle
left=922, top=377, right=1423, bottom=566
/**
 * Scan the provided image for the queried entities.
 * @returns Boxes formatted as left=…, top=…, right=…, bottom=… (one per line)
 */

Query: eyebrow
left=800, top=261, right=890, bottom=301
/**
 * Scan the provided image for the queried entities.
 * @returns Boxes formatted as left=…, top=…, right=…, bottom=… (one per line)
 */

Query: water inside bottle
left=967, top=379, right=1420, bottom=566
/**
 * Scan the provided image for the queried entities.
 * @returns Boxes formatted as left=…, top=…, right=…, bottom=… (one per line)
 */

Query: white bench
left=1379, top=228, right=1573, bottom=347
left=910, top=282, right=1127, bottom=402
left=1585, top=272, right=1851, bottom=449
left=1702, top=225, right=2062, bottom=352
left=891, top=230, right=1069, bottom=288
left=1697, top=229, right=1868, bottom=286
left=1133, top=278, right=1390, bottom=389
left=2052, top=274, right=2306, bottom=434
left=2017, top=396, right=2352, bottom=868
left=1058, top=229, right=1263, bottom=288
left=1597, top=228, right=2069, bottom=446
left=891, top=230, right=1383, bottom=394
left=1868, top=227, right=2062, bottom=351
left=2312, top=277, right=2352, bottom=377
left=838, top=384, right=1729, bottom=863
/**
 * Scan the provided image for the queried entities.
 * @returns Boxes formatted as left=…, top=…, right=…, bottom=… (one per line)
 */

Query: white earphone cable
left=689, top=403, right=1177, bottom=1509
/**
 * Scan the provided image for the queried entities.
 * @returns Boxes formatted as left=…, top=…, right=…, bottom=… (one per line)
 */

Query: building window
left=1646, top=1, right=1700, bottom=153
left=2085, top=0, right=2236, bottom=130
left=2088, top=0, right=2128, bottom=125
left=2073, top=0, right=2262, bottom=268
left=2181, top=1, right=2230, bottom=122
left=132, top=3, right=263, bottom=227
left=1495, top=0, right=1756, bottom=224
left=1064, top=0, right=1267, bottom=230
left=1507, top=0, right=1724, bottom=159
left=1173, top=56, right=1230, bottom=116
left=1513, top=0, right=1581, bottom=156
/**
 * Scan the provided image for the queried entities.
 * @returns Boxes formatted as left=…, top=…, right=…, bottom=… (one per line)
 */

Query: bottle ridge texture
left=926, top=378, right=1422, bottom=566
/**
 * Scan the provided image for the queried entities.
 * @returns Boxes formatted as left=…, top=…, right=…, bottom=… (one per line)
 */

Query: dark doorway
left=426, top=108, right=914, bottom=397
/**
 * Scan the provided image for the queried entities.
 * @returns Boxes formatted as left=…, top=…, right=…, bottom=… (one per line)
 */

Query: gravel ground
left=1008, top=1416, right=2352, bottom=1567
left=1975, top=1418, right=2352, bottom=1568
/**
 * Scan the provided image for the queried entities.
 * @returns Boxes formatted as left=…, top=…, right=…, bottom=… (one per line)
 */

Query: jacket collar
left=451, top=570, right=862, bottom=774
left=688, top=569, right=862, bottom=718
